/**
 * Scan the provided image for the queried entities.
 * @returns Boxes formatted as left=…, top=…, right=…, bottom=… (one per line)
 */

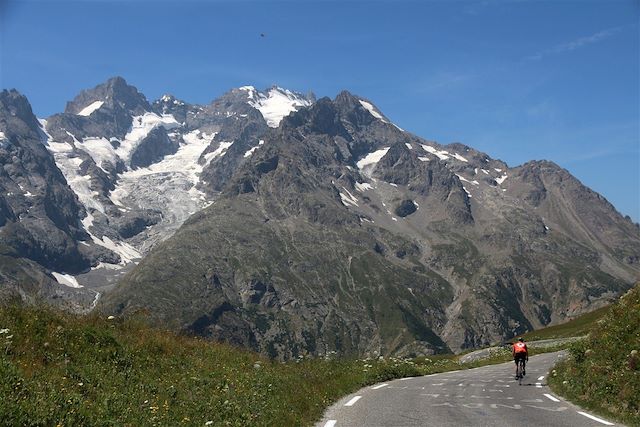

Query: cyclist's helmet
left=518, top=337, right=524, bottom=342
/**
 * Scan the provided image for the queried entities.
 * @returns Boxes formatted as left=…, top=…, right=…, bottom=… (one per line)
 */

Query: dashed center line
left=323, top=420, right=337, bottom=427
left=538, top=376, right=545, bottom=381
left=543, top=393, right=560, bottom=402
left=577, top=411, right=614, bottom=425
left=344, top=396, right=362, bottom=406
left=535, top=382, right=542, bottom=388
left=372, top=383, right=388, bottom=390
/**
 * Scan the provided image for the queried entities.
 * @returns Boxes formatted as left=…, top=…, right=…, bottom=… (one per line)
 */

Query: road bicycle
left=515, top=358, right=526, bottom=385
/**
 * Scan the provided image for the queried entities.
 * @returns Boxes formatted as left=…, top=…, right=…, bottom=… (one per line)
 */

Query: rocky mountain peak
left=0, top=89, right=42, bottom=137
left=64, top=76, right=151, bottom=117
left=282, top=97, right=350, bottom=139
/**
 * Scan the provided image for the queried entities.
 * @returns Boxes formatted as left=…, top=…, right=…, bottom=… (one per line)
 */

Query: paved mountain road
left=317, top=352, right=619, bottom=427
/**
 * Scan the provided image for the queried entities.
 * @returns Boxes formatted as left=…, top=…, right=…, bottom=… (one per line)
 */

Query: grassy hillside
left=0, top=304, right=513, bottom=426
left=549, top=284, right=640, bottom=426
left=517, top=304, right=611, bottom=341
left=0, top=302, right=603, bottom=426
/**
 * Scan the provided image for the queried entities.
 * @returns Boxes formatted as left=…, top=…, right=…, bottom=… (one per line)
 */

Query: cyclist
left=512, top=337, right=528, bottom=378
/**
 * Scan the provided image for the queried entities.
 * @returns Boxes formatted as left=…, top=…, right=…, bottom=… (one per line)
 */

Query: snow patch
left=249, top=87, right=312, bottom=127
left=418, top=156, right=430, bottom=162
left=494, top=168, right=503, bottom=172
left=496, top=174, right=508, bottom=185
left=421, top=144, right=450, bottom=160
left=90, top=235, right=141, bottom=264
left=456, top=174, right=479, bottom=186
left=243, top=139, right=265, bottom=158
left=405, top=143, right=413, bottom=150
left=340, top=187, right=359, bottom=207
left=204, top=141, right=234, bottom=163
left=355, top=182, right=373, bottom=192
left=80, top=137, right=118, bottom=172
left=77, top=100, right=104, bottom=117
left=452, top=153, right=468, bottom=162
left=117, top=113, right=180, bottom=164
left=359, top=100, right=388, bottom=123
left=356, top=147, right=390, bottom=177
left=52, top=272, right=83, bottom=288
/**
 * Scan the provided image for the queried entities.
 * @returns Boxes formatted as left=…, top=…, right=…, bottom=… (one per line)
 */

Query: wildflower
left=0, top=329, right=9, bottom=334
left=107, top=316, right=115, bottom=320
left=253, top=362, right=261, bottom=369
left=205, top=422, right=214, bottom=426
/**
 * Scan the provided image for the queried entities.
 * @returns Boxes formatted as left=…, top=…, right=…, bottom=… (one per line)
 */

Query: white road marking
left=536, top=382, right=542, bottom=388
left=577, top=411, right=614, bottom=425
left=490, top=403, right=522, bottom=409
left=543, top=393, right=560, bottom=402
left=527, top=405, right=568, bottom=412
left=344, top=396, right=362, bottom=406
left=538, top=376, right=545, bottom=381
left=324, top=421, right=337, bottom=427
left=372, top=383, right=388, bottom=390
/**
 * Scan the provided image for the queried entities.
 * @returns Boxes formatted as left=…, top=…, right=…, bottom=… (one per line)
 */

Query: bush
left=549, top=285, right=640, bottom=426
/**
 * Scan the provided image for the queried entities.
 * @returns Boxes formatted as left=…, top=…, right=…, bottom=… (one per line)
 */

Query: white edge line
left=324, top=421, right=337, bottom=427
left=538, top=376, right=545, bottom=381
left=543, top=393, right=560, bottom=402
left=344, top=396, right=362, bottom=406
left=372, top=383, right=389, bottom=390
left=577, top=411, right=614, bottom=425
left=535, top=382, right=542, bottom=388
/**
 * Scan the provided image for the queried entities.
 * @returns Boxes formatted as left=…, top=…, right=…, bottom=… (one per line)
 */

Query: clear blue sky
left=1, top=0, right=638, bottom=221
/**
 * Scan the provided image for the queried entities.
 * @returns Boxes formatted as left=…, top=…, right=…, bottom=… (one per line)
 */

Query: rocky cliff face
left=99, top=91, right=640, bottom=358
left=0, top=79, right=315, bottom=308
left=1, top=78, right=637, bottom=357
left=0, top=90, right=100, bottom=309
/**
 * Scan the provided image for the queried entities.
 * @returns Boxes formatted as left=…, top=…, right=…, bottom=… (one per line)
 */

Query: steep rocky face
left=0, top=78, right=316, bottom=304
left=0, top=90, right=101, bottom=309
left=2, top=78, right=638, bottom=359
left=99, top=91, right=640, bottom=359
left=102, top=98, right=457, bottom=358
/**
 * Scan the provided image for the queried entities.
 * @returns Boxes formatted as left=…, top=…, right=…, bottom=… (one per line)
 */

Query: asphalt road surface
left=317, top=352, right=619, bottom=427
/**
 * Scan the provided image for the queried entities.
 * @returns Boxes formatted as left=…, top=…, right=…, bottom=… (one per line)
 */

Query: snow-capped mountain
left=31, top=78, right=316, bottom=295
left=1, top=77, right=638, bottom=358
left=101, top=90, right=638, bottom=358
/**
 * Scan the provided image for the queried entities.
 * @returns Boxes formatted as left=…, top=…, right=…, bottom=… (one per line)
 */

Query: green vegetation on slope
left=517, top=304, right=612, bottom=341
left=549, top=285, right=640, bottom=426
left=0, top=303, right=576, bottom=426
left=0, top=304, right=510, bottom=426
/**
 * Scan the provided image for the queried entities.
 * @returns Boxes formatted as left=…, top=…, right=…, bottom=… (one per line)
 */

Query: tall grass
left=0, top=305, right=468, bottom=426
left=549, top=285, right=640, bottom=426
left=0, top=301, right=596, bottom=426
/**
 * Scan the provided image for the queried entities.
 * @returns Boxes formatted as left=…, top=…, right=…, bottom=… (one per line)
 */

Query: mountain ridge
left=0, top=77, right=638, bottom=358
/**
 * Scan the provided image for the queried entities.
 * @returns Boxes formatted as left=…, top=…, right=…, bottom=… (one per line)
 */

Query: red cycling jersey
left=513, top=341, right=528, bottom=355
